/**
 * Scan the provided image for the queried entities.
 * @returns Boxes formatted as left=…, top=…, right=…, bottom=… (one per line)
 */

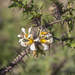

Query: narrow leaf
left=8, top=2, right=18, bottom=8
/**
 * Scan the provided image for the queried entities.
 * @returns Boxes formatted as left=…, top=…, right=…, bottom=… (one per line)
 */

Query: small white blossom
left=18, top=34, right=38, bottom=51
left=18, top=27, right=32, bottom=39
left=38, top=28, right=53, bottom=50
left=18, top=27, right=53, bottom=52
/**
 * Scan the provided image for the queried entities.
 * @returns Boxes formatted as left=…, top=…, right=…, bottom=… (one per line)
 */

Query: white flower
left=38, top=28, right=53, bottom=50
left=18, top=27, right=53, bottom=52
left=19, top=34, right=39, bottom=51
left=18, top=27, right=32, bottom=39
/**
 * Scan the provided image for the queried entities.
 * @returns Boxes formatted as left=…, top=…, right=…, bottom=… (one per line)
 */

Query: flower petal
left=19, top=39, right=26, bottom=47
left=42, top=43, right=48, bottom=50
left=21, top=28, right=25, bottom=34
left=17, top=34, right=23, bottom=37
left=45, top=38, right=53, bottom=43
left=30, top=43, right=37, bottom=51
left=28, top=27, right=32, bottom=34
left=50, top=38, right=53, bottom=43
left=21, top=41, right=26, bottom=47
left=34, top=38, right=39, bottom=42
left=46, top=33, right=52, bottom=37
left=19, top=38, right=24, bottom=43
left=17, top=35, right=21, bottom=37
left=27, top=34, right=32, bottom=38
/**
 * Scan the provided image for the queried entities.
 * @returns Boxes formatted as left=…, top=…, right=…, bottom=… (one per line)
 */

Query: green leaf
left=8, top=2, right=18, bottom=8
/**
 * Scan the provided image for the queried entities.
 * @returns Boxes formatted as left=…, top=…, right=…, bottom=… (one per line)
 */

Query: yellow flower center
left=40, top=31, right=49, bottom=35
left=25, top=38, right=34, bottom=45
left=40, top=38, right=50, bottom=43
left=25, top=33, right=28, bottom=38
left=29, top=38, right=34, bottom=44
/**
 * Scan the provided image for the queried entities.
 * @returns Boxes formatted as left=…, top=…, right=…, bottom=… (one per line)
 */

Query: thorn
left=18, top=8, right=22, bottom=12
left=12, top=8, right=15, bottom=12
left=3, top=66, right=6, bottom=69
left=27, top=0, right=32, bottom=8
left=21, top=14, right=25, bottom=19
left=14, top=49, right=21, bottom=55
left=8, top=70, right=11, bottom=75
left=28, top=20, right=36, bottom=24
left=25, top=54, right=28, bottom=57
left=9, top=0, right=12, bottom=4
left=49, top=43, right=50, bottom=55
left=6, top=59, right=12, bottom=65
left=28, top=51, right=30, bottom=54
left=23, top=17, right=28, bottom=21
left=15, top=63, right=19, bottom=68
left=28, top=22, right=36, bottom=26
left=20, top=59, right=29, bottom=68
left=0, top=67, right=3, bottom=71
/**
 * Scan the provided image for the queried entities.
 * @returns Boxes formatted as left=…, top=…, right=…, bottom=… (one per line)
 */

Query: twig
left=0, top=47, right=30, bottom=75
left=42, top=20, right=62, bottom=28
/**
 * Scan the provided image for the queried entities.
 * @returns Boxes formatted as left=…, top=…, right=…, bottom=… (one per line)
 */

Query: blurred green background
left=0, top=0, right=75, bottom=75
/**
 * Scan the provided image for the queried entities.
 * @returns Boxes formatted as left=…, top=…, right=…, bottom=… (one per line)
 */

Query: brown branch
left=0, top=47, right=30, bottom=75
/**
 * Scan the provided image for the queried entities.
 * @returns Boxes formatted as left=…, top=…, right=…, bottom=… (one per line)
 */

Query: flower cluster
left=18, top=27, right=53, bottom=58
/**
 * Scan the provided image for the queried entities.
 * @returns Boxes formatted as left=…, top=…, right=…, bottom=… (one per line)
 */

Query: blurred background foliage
left=0, top=0, right=75, bottom=75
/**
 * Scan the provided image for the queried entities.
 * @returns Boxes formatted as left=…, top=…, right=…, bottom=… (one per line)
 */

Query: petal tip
left=17, top=35, right=21, bottom=37
left=21, top=28, right=25, bottom=33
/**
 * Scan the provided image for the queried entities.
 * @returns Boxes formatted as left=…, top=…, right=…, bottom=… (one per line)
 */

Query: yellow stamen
left=40, top=38, right=50, bottom=43
left=25, top=38, right=34, bottom=45
left=24, top=33, right=28, bottom=38
left=40, top=31, right=49, bottom=35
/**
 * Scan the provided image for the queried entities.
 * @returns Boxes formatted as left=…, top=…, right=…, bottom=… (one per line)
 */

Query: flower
left=19, top=35, right=40, bottom=58
left=18, top=27, right=53, bottom=58
left=39, top=28, right=53, bottom=50
left=18, top=27, right=40, bottom=58
left=19, top=34, right=39, bottom=51
left=18, top=27, right=32, bottom=39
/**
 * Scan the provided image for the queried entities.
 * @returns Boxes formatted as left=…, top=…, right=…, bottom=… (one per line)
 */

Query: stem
left=43, top=20, right=62, bottom=28
left=0, top=47, right=30, bottom=75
